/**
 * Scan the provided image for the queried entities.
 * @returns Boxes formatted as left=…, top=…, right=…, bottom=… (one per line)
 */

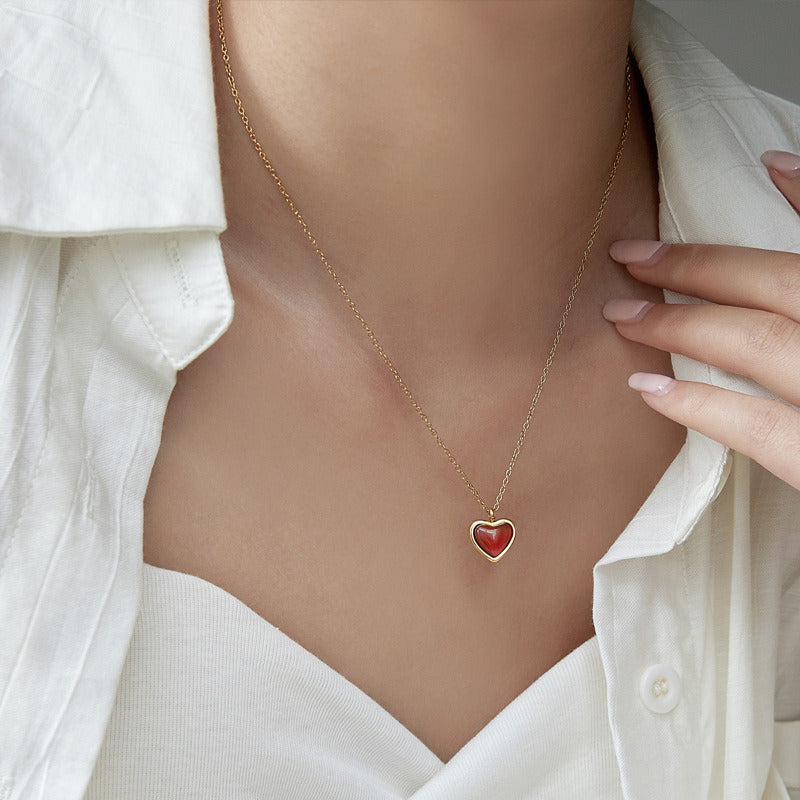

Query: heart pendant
left=470, top=518, right=516, bottom=562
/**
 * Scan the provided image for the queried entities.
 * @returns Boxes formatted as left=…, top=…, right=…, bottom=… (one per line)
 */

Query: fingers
left=760, top=150, right=800, bottom=216
left=625, top=376, right=800, bottom=492
left=606, top=240, right=800, bottom=323
left=602, top=300, right=800, bottom=408
left=599, top=148, right=800, bottom=494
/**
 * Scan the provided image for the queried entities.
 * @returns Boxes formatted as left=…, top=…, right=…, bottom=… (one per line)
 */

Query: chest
left=142, top=276, right=686, bottom=763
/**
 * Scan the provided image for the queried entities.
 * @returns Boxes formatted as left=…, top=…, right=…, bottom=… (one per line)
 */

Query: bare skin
left=143, top=1, right=687, bottom=764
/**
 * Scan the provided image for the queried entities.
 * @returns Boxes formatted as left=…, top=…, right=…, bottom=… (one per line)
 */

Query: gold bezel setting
left=469, top=518, right=516, bottom=562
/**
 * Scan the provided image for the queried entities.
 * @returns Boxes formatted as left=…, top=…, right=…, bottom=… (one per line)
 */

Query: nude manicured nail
left=609, top=239, right=670, bottom=265
left=602, top=299, right=654, bottom=322
left=760, top=150, right=800, bottom=180
left=628, top=372, right=677, bottom=396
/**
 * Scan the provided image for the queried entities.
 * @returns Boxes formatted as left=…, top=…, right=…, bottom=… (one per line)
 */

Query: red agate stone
left=470, top=519, right=515, bottom=561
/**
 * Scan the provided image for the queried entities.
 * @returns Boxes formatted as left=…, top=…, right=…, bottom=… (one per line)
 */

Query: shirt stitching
left=173, top=235, right=234, bottom=368
left=164, top=238, right=199, bottom=309
left=107, top=235, right=175, bottom=367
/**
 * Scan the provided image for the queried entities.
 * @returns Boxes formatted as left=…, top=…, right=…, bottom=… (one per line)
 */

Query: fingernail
left=602, top=298, right=655, bottom=322
left=760, top=150, right=800, bottom=180
left=609, top=239, right=670, bottom=265
left=628, top=372, right=677, bottom=396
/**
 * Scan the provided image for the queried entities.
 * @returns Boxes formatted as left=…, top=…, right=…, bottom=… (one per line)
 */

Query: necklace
left=215, top=0, right=632, bottom=562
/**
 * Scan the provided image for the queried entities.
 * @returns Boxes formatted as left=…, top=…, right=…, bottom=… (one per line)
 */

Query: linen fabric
left=1, top=0, right=799, bottom=798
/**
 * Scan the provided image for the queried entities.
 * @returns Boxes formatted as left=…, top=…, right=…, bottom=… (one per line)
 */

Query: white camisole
left=83, top=564, right=624, bottom=799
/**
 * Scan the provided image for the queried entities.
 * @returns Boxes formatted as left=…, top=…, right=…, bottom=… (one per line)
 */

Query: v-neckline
left=140, top=562, right=601, bottom=778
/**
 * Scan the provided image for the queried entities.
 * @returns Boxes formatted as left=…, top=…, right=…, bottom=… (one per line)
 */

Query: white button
left=639, top=664, right=682, bottom=713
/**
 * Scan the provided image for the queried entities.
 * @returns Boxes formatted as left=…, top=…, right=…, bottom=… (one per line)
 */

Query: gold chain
left=215, top=0, right=632, bottom=522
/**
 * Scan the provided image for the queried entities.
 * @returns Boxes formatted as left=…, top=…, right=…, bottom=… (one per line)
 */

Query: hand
left=602, top=149, right=800, bottom=492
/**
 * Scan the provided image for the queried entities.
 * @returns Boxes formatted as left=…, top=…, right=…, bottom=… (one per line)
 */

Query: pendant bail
left=488, top=508, right=495, bottom=522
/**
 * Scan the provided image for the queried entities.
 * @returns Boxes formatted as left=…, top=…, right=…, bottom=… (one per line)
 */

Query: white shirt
left=1, top=1, right=799, bottom=798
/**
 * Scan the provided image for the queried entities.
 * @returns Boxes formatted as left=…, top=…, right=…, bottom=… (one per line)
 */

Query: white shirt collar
left=2, top=0, right=226, bottom=235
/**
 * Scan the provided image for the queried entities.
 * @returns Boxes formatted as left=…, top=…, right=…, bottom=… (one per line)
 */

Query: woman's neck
left=212, top=0, right=655, bottom=366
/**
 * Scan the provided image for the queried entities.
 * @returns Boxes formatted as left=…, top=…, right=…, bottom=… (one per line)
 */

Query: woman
left=1, top=0, right=798, bottom=797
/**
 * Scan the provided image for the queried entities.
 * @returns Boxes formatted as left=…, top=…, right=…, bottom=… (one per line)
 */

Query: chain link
left=215, top=0, right=632, bottom=521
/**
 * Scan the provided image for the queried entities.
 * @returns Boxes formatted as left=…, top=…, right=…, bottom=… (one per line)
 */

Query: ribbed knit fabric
left=83, top=564, right=624, bottom=799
